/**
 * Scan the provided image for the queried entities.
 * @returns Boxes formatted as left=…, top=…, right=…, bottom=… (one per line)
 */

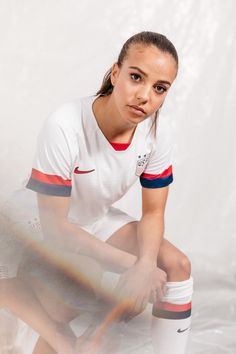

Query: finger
left=125, top=295, right=148, bottom=322
left=157, top=287, right=165, bottom=301
left=160, top=268, right=167, bottom=281
left=119, top=299, right=134, bottom=322
left=132, top=297, right=144, bottom=318
left=157, top=269, right=167, bottom=284
left=162, top=283, right=167, bottom=296
left=123, top=298, right=140, bottom=322
left=148, top=291, right=155, bottom=304
left=141, top=295, right=149, bottom=311
left=123, top=303, right=136, bottom=322
left=149, top=289, right=157, bottom=304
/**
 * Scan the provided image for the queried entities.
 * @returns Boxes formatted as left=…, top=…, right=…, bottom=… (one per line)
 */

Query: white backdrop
left=0, top=1, right=236, bottom=353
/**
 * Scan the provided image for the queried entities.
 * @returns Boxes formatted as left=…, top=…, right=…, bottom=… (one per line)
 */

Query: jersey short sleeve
left=140, top=119, right=173, bottom=189
left=26, top=104, right=78, bottom=197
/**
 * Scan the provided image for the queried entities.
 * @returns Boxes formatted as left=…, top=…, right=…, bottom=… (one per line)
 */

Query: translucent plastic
left=1, top=0, right=236, bottom=353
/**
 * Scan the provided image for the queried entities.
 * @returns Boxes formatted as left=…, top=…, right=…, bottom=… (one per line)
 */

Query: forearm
left=137, top=212, right=164, bottom=267
left=42, top=220, right=136, bottom=274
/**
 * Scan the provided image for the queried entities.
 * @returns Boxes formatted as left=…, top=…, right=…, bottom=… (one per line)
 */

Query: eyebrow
left=128, top=66, right=171, bottom=86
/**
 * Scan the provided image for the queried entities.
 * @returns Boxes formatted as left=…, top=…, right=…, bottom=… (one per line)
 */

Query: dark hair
left=96, top=31, right=178, bottom=97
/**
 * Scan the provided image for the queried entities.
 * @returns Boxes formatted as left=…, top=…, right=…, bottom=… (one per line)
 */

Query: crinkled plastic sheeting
left=0, top=0, right=236, bottom=353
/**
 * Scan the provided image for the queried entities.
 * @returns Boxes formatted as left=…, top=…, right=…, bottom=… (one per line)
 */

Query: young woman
left=22, top=31, right=193, bottom=354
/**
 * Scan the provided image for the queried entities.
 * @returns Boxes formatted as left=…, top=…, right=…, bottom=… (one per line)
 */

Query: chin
left=127, top=116, right=146, bottom=125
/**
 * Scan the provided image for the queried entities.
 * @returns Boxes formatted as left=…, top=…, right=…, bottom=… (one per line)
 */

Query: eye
left=130, top=73, right=142, bottom=81
left=154, top=85, right=167, bottom=94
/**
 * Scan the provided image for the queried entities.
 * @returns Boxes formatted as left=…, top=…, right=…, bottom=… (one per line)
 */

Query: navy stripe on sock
left=152, top=308, right=191, bottom=320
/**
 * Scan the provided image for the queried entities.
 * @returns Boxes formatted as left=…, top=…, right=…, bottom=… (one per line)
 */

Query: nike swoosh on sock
left=177, top=327, right=189, bottom=333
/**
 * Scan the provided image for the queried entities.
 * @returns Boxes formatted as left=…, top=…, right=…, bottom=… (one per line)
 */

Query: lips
left=128, top=105, right=146, bottom=115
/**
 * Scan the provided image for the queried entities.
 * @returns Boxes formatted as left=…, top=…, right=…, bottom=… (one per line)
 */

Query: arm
left=114, top=186, right=169, bottom=320
left=37, top=193, right=137, bottom=274
left=137, top=185, right=169, bottom=267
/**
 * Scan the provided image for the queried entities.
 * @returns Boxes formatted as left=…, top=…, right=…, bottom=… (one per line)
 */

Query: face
left=110, top=44, right=177, bottom=126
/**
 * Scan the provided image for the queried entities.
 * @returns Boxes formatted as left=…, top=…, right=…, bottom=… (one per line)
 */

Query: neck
left=92, top=95, right=136, bottom=143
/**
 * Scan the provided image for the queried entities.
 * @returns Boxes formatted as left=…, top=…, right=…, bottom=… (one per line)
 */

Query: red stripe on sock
left=156, top=301, right=192, bottom=312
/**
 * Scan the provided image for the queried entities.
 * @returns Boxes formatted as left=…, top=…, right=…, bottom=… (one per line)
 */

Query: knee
left=166, top=254, right=191, bottom=281
left=178, top=255, right=191, bottom=278
left=49, top=305, right=77, bottom=324
left=37, top=291, right=78, bottom=324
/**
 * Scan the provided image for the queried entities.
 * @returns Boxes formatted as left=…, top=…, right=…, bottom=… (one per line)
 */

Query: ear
left=110, top=63, right=120, bottom=86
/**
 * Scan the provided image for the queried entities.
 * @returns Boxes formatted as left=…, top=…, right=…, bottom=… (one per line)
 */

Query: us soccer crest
left=135, top=153, right=151, bottom=176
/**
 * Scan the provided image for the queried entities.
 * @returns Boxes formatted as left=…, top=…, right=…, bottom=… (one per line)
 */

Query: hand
left=148, top=266, right=167, bottom=304
left=114, top=261, right=167, bottom=321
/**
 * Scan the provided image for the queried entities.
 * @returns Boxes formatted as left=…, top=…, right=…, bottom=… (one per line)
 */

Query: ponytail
left=96, top=68, right=113, bottom=96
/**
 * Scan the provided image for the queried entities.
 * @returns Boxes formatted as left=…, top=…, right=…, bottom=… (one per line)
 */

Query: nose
left=136, top=85, right=150, bottom=104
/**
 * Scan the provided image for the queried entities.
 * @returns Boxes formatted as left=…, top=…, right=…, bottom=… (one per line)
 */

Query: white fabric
left=1, top=1, right=236, bottom=353
left=161, top=276, right=194, bottom=305
left=152, top=315, right=191, bottom=354
left=82, top=206, right=136, bottom=242
left=29, top=95, right=173, bottom=225
left=152, top=277, right=193, bottom=354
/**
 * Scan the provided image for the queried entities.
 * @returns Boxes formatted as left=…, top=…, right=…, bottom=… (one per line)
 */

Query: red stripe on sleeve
left=31, top=168, right=71, bottom=186
left=141, top=165, right=172, bottom=180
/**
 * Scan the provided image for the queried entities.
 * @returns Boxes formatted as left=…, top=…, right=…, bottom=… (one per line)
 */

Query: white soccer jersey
left=26, top=96, right=173, bottom=225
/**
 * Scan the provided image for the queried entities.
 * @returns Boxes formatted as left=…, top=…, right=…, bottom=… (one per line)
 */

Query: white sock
left=151, top=276, right=193, bottom=354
